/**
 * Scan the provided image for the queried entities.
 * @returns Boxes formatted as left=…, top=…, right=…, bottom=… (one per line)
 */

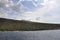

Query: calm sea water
left=0, top=30, right=60, bottom=40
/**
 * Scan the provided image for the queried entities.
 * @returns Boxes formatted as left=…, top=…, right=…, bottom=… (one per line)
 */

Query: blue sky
left=12, top=0, right=44, bottom=11
left=12, top=0, right=19, bottom=3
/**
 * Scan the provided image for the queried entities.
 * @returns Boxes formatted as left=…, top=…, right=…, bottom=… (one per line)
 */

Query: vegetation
left=0, top=18, right=60, bottom=31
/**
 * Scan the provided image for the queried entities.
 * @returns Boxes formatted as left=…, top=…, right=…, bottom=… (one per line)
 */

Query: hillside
left=0, top=18, right=60, bottom=31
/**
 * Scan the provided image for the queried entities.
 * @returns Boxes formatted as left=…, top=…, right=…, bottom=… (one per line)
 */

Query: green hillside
left=0, top=18, right=60, bottom=31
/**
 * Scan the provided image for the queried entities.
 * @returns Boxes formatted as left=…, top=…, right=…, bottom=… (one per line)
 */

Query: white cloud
left=0, top=8, right=8, bottom=18
left=0, top=0, right=28, bottom=19
left=0, top=0, right=60, bottom=24
left=21, top=0, right=60, bottom=24
left=27, top=0, right=55, bottom=19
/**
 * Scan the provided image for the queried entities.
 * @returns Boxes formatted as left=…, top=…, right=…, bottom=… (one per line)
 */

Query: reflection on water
left=0, top=30, right=60, bottom=40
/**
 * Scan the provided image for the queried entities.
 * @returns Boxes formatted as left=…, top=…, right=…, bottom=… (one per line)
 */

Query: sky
left=0, top=0, right=60, bottom=24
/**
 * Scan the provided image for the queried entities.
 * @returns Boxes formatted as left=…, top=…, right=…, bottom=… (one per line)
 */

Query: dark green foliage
left=0, top=18, right=60, bottom=31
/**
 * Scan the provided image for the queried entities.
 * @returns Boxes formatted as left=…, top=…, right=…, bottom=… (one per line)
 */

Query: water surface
left=0, top=30, right=60, bottom=40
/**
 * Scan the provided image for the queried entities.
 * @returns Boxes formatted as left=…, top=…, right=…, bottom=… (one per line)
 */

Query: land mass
left=0, top=18, right=60, bottom=31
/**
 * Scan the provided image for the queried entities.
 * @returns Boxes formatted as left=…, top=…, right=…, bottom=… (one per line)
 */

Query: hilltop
left=0, top=18, right=60, bottom=31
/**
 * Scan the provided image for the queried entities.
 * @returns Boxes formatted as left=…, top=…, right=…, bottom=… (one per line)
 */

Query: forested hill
left=0, top=18, right=60, bottom=31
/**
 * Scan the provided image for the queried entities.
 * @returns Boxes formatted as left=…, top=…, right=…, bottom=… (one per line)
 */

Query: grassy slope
left=0, top=18, right=60, bottom=31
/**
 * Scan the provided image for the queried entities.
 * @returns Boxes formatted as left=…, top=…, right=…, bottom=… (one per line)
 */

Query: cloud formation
left=0, top=0, right=28, bottom=19
left=23, top=0, right=60, bottom=24
left=0, top=0, right=60, bottom=24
